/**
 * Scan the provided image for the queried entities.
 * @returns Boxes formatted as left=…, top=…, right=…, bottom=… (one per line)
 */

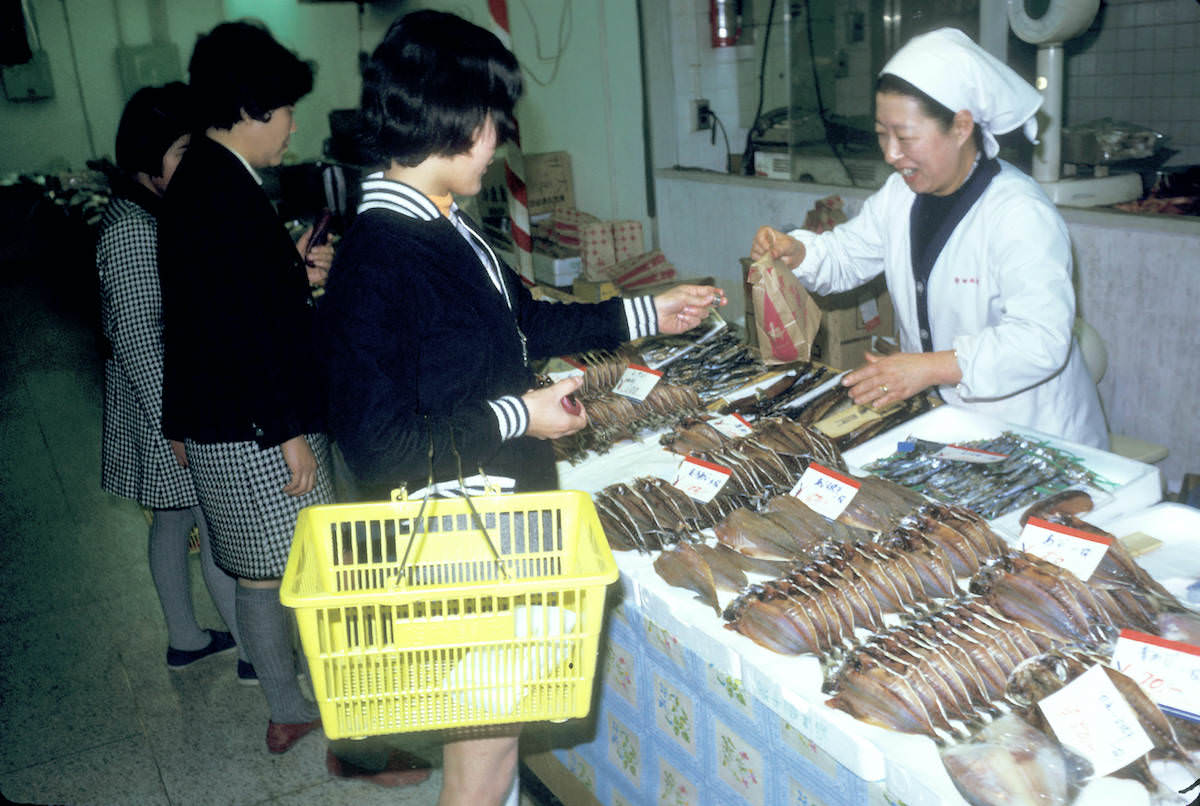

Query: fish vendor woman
left=750, top=27, right=1107, bottom=449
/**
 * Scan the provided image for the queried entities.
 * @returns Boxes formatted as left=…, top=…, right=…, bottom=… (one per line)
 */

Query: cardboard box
left=532, top=240, right=582, bottom=287
left=810, top=275, right=896, bottom=370
left=479, top=151, right=575, bottom=232
left=571, top=278, right=619, bottom=302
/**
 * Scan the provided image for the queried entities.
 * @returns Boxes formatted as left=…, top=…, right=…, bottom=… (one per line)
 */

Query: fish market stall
left=521, top=343, right=1199, bottom=806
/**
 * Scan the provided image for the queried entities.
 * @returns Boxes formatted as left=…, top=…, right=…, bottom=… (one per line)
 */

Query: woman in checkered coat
left=97, top=83, right=243, bottom=673
left=158, top=22, right=335, bottom=755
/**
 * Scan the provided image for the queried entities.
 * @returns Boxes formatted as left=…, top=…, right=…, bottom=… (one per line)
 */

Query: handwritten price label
left=932, top=444, right=1008, bottom=463
left=671, top=457, right=732, bottom=503
left=612, top=364, right=662, bottom=401
left=1038, top=664, right=1154, bottom=777
left=708, top=412, right=754, bottom=438
left=1111, top=630, right=1200, bottom=723
left=1017, top=516, right=1112, bottom=581
left=788, top=462, right=861, bottom=520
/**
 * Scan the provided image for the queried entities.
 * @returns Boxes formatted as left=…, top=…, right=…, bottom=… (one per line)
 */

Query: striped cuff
left=623, top=296, right=658, bottom=340
left=488, top=395, right=529, bottom=441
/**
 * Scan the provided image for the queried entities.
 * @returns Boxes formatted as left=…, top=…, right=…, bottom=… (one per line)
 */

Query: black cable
left=741, top=0, right=778, bottom=175
left=802, top=0, right=856, bottom=186
left=708, top=109, right=732, bottom=173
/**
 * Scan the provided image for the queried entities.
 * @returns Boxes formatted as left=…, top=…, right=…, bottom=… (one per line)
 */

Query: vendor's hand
left=280, top=435, right=317, bottom=496
left=653, top=284, right=726, bottom=335
left=296, top=226, right=333, bottom=287
left=170, top=439, right=188, bottom=468
left=843, top=350, right=960, bottom=408
left=749, top=225, right=805, bottom=270
left=522, top=376, right=589, bottom=440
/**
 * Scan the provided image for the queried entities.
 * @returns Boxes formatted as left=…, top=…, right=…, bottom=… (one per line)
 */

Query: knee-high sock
left=148, top=508, right=207, bottom=651
left=192, top=507, right=247, bottom=662
left=235, top=583, right=318, bottom=724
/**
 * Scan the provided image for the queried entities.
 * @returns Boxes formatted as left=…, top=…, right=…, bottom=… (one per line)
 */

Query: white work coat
left=790, top=160, right=1108, bottom=448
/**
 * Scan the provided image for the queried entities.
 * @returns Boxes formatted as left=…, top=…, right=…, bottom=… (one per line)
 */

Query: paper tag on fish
left=708, top=412, right=753, bottom=438
left=612, top=364, right=662, bottom=401
left=1037, top=664, right=1154, bottom=777
left=1111, top=629, right=1200, bottom=723
left=931, top=444, right=1008, bottom=463
left=671, top=457, right=732, bottom=503
left=1017, top=516, right=1112, bottom=581
left=788, top=462, right=861, bottom=520
left=814, top=404, right=881, bottom=438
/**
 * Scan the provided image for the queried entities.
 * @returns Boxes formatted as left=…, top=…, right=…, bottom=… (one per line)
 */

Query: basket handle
left=389, top=421, right=511, bottom=588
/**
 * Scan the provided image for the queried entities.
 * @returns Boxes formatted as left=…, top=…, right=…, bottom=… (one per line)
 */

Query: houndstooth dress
left=97, top=194, right=197, bottom=510
left=185, top=433, right=333, bottom=579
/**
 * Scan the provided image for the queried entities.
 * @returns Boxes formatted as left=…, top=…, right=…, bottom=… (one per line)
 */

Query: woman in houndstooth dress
left=157, top=22, right=336, bottom=755
left=98, top=83, right=243, bottom=673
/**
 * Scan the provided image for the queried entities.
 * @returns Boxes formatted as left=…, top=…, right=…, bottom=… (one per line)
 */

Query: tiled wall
left=1065, top=0, right=1200, bottom=167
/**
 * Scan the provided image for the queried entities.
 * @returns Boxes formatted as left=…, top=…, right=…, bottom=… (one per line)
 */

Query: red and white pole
left=487, top=0, right=534, bottom=284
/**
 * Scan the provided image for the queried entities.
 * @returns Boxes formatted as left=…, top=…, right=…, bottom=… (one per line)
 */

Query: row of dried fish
left=661, top=416, right=845, bottom=474
left=863, top=432, right=1114, bottom=520
left=724, top=362, right=838, bottom=418
left=553, top=382, right=705, bottom=461
left=647, top=328, right=766, bottom=402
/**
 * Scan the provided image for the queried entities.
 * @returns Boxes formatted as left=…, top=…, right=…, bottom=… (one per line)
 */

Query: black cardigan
left=320, top=205, right=634, bottom=499
left=158, top=137, right=324, bottom=448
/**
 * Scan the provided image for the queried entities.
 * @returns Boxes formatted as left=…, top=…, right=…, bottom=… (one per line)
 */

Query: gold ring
left=880, top=384, right=888, bottom=394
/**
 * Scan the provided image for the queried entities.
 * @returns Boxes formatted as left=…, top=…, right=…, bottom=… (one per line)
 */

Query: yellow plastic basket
left=280, top=489, right=618, bottom=739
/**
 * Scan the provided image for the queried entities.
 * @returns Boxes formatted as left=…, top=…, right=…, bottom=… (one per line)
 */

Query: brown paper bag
left=747, top=256, right=821, bottom=364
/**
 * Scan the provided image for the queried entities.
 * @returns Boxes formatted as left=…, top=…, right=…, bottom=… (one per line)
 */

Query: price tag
left=708, top=412, right=753, bottom=438
left=1017, top=516, right=1112, bottom=581
left=1037, top=664, right=1154, bottom=777
left=612, top=364, right=662, bottom=401
left=671, top=457, right=733, bottom=503
left=1111, top=629, right=1200, bottom=723
left=788, top=462, right=861, bottom=520
left=932, top=444, right=1008, bottom=463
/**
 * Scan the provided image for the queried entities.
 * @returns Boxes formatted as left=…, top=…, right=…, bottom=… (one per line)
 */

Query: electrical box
left=115, top=42, right=182, bottom=101
left=2, top=50, right=54, bottom=102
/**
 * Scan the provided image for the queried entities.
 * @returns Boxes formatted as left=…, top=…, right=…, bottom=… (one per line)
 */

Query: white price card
left=931, top=444, right=1008, bottom=463
left=708, top=412, right=754, bottom=438
left=1017, top=516, right=1112, bottom=581
left=671, top=457, right=733, bottom=503
left=1111, top=629, right=1200, bottom=723
left=788, top=462, right=861, bottom=520
left=612, top=364, right=662, bottom=401
left=1037, top=664, right=1154, bottom=778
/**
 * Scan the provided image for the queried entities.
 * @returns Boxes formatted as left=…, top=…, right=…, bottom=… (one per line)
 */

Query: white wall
left=0, top=0, right=649, bottom=230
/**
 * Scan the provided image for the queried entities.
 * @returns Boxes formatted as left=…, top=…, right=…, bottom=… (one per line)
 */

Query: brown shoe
left=325, top=748, right=433, bottom=788
left=266, top=719, right=322, bottom=754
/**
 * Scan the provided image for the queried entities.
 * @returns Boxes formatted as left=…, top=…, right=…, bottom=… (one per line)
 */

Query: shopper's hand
left=280, top=435, right=317, bottom=496
left=749, top=225, right=805, bottom=270
left=522, top=376, right=588, bottom=439
left=843, top=350, right=960, bottom=408
left=296, top=226, right=333, bottom=287
left=170, top=440, right=188, bottom=468
left=653, top=284, right=726, bottom=335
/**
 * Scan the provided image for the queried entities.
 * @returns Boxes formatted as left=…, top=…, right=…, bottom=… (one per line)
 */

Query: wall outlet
left=692, top=98, right=712, bottom=132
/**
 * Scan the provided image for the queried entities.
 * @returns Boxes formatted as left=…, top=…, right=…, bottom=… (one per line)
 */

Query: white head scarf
left=880, top=27, right=1042, bottom=159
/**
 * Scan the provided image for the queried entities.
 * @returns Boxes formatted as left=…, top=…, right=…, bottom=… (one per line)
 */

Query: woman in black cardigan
left=157, top=21, right=333, bottom=756
left=320, top=11, right=724, bottom=805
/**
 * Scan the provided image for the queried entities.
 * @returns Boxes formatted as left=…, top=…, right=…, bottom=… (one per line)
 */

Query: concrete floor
left=0, top=267, right=556, bottom=805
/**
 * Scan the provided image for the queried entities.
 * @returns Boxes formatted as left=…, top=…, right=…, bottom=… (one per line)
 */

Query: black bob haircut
left=876, top=73, right=985, bottom=154
left=187, top=20, right=314, bottom=131
left=115, top=82, right=194, bottom=178
left=358, top=10, right=523, bottom=168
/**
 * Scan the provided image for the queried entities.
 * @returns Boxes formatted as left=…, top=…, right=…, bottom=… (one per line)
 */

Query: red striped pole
left=487, top=0, right=534, bottom=284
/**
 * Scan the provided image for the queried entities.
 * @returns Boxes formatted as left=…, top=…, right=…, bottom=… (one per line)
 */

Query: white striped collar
left=358, top=172, right=440, bottom=220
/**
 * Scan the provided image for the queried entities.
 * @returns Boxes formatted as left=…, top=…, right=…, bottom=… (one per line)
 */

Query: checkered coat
left=97, top=192, right=197, bottom=509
